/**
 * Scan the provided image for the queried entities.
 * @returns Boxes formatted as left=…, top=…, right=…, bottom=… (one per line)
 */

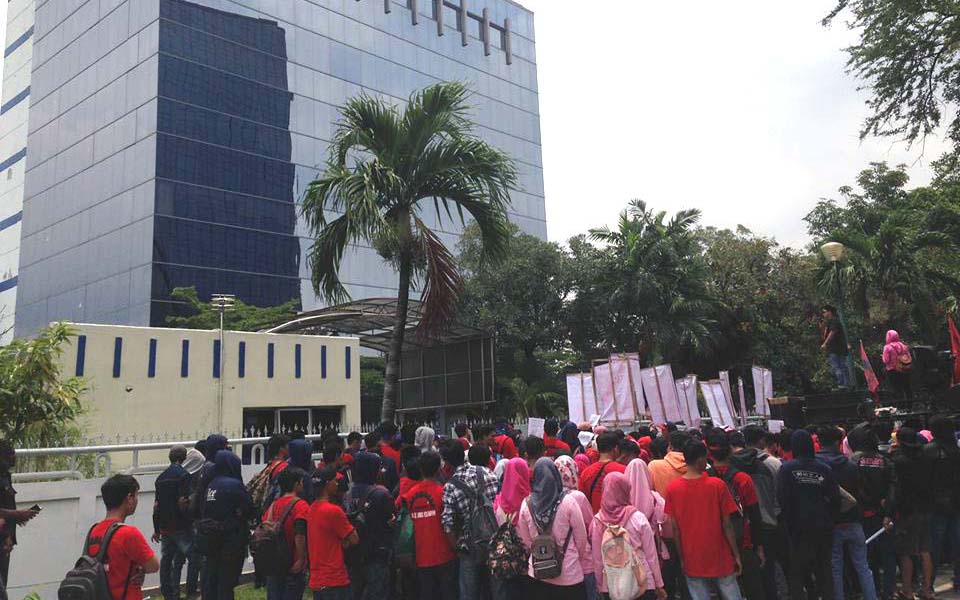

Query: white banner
left=737, top=378, right=748, bottom=426
left=625, top=353, right=648, bottom=419
left=611, top=354, right=641, bottom=424
left=566, top=373, right=587, bottom=424
left=701, top=379, right=737, bottom=428
left=719, top=371, right=739, bottom=424
left=640, top=365, right=685, bottom=424
left=752, top=366, right=774, bottom=417
left=593, top=361, right=619, bottom=424
left=675, top=375, right=701, bottom=427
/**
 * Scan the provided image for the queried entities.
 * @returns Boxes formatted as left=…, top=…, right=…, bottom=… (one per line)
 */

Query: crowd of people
left=2, top=416, right=960, bottom=600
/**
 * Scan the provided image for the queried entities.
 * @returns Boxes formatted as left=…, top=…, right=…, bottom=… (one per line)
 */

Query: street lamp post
left=210, top=294, right=236, bottom=431
left=820, top=243, right=857, bottom=389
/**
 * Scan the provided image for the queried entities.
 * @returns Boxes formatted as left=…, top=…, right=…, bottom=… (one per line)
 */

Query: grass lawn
left=234, top=584, right=268, bottom=600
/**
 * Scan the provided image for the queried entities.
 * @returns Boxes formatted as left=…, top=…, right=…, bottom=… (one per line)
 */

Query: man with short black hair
left=401, top=452, right=457, bottom=600
left=578, top=432, right=626, bottom=512
left=820, top=304, right=850, bottom=388
left=617, top=439, right=641, bottom=465
left=345, top=432, right=363, bottom=456
left=650, top=431, right=691, bottom=600
left=543, top=420, right=570, bottom=457
left=263, top=467, right=308, bottom=600
left=0, top=441, right=37, bottom=597
left=454, top=424, right=471, bottom=451
left=523, top=435, right=545, bottom=468
left=477, top=424, right=518, bottom=461
left=347, top=452, right=394, bottom=600
left=665, top=441, right=742, bottom=600
left=468, top=444, right=491, bottom=469
left=309, top=467, right=359, bottom=600
left=735, top=426, right=783, bottom=600
left=153, top=445, right=195, bottom=600
left=87, top=475, right=159, bottom=600
left=442, top=438, right=498, bottom=600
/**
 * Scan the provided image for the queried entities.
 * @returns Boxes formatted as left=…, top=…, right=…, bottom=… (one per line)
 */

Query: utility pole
left=210, top=294, right=235, bottom=431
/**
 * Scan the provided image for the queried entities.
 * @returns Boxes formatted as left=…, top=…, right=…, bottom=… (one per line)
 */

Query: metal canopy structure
left=262, top=298, right=488, bottom=353
left=264, top=298, right=496, bottom=418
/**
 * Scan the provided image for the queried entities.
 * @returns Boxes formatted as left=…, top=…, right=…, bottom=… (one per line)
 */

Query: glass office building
left=2, top=0, right=543, bottom=339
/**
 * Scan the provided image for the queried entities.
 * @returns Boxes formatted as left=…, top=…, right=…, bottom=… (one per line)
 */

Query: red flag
left=860, top=340, right=879, bottom=399
left=948, top=315, right=960, bottom=386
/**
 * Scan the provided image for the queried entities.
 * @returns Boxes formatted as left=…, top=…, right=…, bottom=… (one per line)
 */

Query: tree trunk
left=382, top=256, right=412, bottom=424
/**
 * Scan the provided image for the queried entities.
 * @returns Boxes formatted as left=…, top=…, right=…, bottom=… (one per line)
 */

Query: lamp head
left=821, top=242, right=845, bottom=263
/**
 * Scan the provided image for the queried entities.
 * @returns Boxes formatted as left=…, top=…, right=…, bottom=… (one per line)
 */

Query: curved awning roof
left=262, top=298, right=490, bottom=353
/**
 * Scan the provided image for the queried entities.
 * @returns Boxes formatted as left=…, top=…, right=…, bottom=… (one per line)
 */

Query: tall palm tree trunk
left=382, top=257, right=412, bottom=423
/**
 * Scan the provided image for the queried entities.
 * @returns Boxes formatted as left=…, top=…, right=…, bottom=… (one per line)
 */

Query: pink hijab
left=625, top=458, right=656, bottom=519
left=494, top=457, right=530, bottom=517
left=598, top=472, right=636, bottom=526
left=574, top=453, right=591, bottom=474
left=555, top=455, right=580, bottom=490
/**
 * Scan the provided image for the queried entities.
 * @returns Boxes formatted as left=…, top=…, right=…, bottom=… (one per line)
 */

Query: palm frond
left=415, top=217, right=464, bottom=335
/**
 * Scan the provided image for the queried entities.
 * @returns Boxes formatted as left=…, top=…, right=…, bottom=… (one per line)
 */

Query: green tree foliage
left=507, top=377, right=565, bottom=420
left=571, top=200, right=719, bottom=364
left=805, top=163, right=960, bottom=346
left=164, top=287, right=300, bottom=332
left=824, top=1, right=960, bottom=157
left=302, top=82, right=517, bottom=422
left=0, top=322, right=86, bottom=446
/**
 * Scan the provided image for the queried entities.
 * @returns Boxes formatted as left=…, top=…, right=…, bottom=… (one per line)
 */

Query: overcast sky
left=0, top=2, right=948, bottom=248
left=520, top=0, right=950, bottom=247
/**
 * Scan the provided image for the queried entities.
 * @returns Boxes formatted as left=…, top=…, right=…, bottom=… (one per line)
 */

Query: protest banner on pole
left=751, top=366, right=773, bottom=417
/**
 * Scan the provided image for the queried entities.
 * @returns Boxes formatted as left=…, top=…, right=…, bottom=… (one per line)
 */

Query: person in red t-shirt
left=664, top=440, right=742, bottom=600
left=85, top=475, right=158, bottom=600
left=707, top=429, right=765, bottom=600
left=308, top=466, right=359, bottom=600
left=400, top=451, right=457, bottom=600
left=543, top=420, right=571, bottom=457
left=263, top=466, right=309, bottom=600
left=378, top=423, right=403, bottom=468
left=478, top=425, right=518, bottom=460
left=578, top=433, right=626, bottom=513
left=454, top=423, right=472, bottom=451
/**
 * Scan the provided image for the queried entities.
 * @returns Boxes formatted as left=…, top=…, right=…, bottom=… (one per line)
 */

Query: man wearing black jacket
left=707, top=430, right=765, bottom=600
left=153, top=446, right=195, bottom=600
left=778, top=429, right=840, bottom=600
left=923, top=417, right=960, bottom=592
left=848, top=424, right=896, bottom=600
left=886, top=427, right=934, bottom=600
left=817, top=426, right=877, bottom=600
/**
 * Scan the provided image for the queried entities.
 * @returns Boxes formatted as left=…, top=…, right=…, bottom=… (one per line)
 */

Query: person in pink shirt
left=591, top=472, right=667, bottom=600
left=556, top=455, right=596, bottom=598
left=625, top=458, right=669, bottom=557
left=518, top=457, right=591, bottom=600
left=882, top=329, right=912, bottom=399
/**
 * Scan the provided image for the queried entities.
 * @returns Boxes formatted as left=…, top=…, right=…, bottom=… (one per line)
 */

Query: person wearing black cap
left=886, top=427, right=934, bottom=600
left=777, top=429, right=840, bottom=600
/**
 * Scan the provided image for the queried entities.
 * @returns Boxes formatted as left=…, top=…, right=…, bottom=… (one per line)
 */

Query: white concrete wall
left=7, top=463, right=263, bottom=600
left=58, top=323, right=361, bottom=444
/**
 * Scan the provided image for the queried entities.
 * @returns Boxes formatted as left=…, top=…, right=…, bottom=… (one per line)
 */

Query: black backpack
left=344, top=487, right=375, bottom=567
left=449, top=469, right=499, bottom=562
left=58, top=523, right=128, bottom=600
left=250, top=498, right=303, bottom=576
left=730, top=450, right=777, bottom=526
left=711, top=466, right=745, bottom=545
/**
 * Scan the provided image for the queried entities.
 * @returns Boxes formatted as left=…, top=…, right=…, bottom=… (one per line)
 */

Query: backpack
left=250, top=498, right=302, bottom=577
left=710, top=466, right=745, bottom=545
left=896, top=351, right=913, bottom=373
left=58, top=523, right=128, bottom=600
left=596, top=518, right=647, bottom=600
left=449, top=469, right=499, bottom=562
left=730, top=450, right=777, bottom=526
left=343, top=487, right=375, bottom=567
left=393, top=501, right=417, bottom=569
left=247, top=460, right=285, bottom=514
left=526, top=499, right=572, bottom=580
left=487, top=516, right=528, bottom=580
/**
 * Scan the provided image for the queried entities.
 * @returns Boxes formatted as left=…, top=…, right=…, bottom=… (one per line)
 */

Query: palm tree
left=302, top=83, right=518, bottom=422
left=586, top=199, right=718, bottom=361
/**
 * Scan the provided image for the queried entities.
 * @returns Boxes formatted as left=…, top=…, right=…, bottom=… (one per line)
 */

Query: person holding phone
left=0, top=441, right=39, bottom=597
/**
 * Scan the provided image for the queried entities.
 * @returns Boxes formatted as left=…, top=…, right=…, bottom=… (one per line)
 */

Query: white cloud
left=520, top=0, right=950, bottom=247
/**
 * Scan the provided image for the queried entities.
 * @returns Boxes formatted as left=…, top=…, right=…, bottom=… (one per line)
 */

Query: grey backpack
left=58, top=522, right=128, bottom=600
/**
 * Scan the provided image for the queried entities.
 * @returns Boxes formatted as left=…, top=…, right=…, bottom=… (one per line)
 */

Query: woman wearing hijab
left=518, top=458, right=591, bottom=600
left=415, top=426, right=436, bottom=453
left=560, top=422, right=582, bottom=454
left=882, top=329, right=912, bottom=400
left=574, top=453, right=592, bottom=474
left=556, top=456, right=597, bottom=600
left=495, top=458, right=531, bottom=525
left=624, top=459, right=667, bottom=536
left=494, top=458, right=510, bottom=484
left=590, top=472, right=666, bottom=600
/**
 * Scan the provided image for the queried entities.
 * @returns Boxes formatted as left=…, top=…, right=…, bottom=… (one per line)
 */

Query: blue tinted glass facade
left=152, top=0, right=299, bottom=325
